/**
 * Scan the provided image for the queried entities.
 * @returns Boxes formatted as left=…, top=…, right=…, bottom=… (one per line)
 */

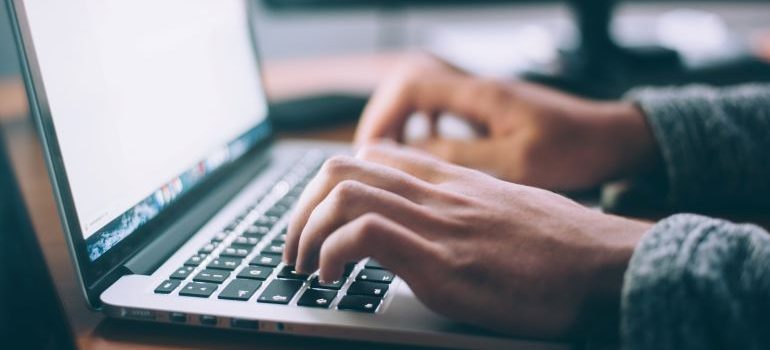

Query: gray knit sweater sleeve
left=627, top=84, right=770, bottom=209
left=622, top=214, right=770, bottom=350
left=619, top=85, right=770, bottom=350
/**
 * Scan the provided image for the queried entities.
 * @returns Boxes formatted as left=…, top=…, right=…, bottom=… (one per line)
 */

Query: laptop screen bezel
left=7, top=0, right=274, bottom=306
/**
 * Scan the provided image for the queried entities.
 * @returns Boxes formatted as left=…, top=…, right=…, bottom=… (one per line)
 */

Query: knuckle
left=390, top=65, right=421, bottom=90
left=351, top=213, right=385, bottom=244
left=468, top=78, right=509, bottom=115
left=322, top=155, right=357, bottom=177
left=356, top=143, right=382, bottom=161
left=359, top=212, right=384, bottom=230
left=331, top=179, right=365, bottom=205
left=476, top=78, right=506, bottom=103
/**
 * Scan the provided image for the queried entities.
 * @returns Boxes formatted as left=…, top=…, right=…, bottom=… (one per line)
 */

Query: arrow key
left=297, top=288, right=337, bottom=309
left=218, top=279, right=262, bottom=301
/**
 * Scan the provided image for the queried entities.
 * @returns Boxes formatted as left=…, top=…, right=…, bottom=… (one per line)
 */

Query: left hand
left=354, top=53, right=658, bottom=191
left=284, top=142, right=651, bottom=338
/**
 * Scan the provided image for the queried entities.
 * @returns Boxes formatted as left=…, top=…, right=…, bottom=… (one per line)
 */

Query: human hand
left=284, top=142, right=651, bottom=338
left=355, top=54, right=659, bottom=191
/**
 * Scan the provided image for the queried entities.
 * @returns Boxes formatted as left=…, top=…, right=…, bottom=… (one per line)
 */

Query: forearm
left=621, top=214, right=770, bottom=350
left=625, top=84, right=770, bottom=209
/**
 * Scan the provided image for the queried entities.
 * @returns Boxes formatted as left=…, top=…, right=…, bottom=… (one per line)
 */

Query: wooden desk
left=0, top=53, right=436, bottom=350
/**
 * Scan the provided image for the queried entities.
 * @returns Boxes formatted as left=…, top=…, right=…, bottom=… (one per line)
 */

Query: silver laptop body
left=7, top=0, right=567, bottom=348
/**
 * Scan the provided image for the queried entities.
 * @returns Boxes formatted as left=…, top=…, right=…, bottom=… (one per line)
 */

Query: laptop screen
left=21, top=0, right=269, bottom=261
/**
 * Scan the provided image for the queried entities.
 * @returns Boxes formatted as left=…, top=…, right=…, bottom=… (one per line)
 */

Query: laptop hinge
left=123, top=147, right=273, bottom=275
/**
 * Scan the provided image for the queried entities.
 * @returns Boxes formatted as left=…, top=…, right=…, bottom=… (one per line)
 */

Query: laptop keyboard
left=153, top=151, right=395, bottom=313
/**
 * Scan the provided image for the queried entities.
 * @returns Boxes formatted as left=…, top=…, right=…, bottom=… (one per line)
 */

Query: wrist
left=575, top=214, right=651, bottom=339
left=590, top=215, right=650, bottom=300
left=591, top=101, right=661, bottom=181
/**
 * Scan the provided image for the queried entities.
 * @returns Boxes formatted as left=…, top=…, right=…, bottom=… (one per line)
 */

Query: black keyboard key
left=297, top=289, right=337, bottom=309
left=338, top=295, right=381, bottom=313
left=225, top=221, right=241, bottom=232
left=277, top=265, right=310, bottom=280
left=179, top=282, right=218, bottom=298
left=254, top=216, right=280, bottom=226
left=343, top=262, right=357, bottom=277
left=237, top=266, right=273, bottom=280
left=365, top=259, right=385, bottom=270
left=170, top=266, right=194, bottom=280
left=154, top=279, right=180, bottom=294
left=230, top=243, right=255, bottom=251
left=211, top=232, right=229, bottom=242
left=356, top=269, right=394, bottom=284
left=243, top=225, right=270, bottom=237
left=274, top=232, right=287, bottom=243
left=281, top=195, right=300, bottom=206
left=276, top=197, right=296, bottom=208
left=184, top=254, right=207, bottom=267
left=199, top=243, right=218, bottom=254
left=218, top=279, right=261, bottom=301
left=265, top=204, right=290, bottom=217
left=257, top=279, right=303, bottom=304
left=193, top=269, right=230, bottom=284
left=310, top=276, right=345, bottom=290
left=347, top=281, right=389, bottom=298
left=263, top=243, right=284, bottom=256
left=220, top=247, right=251, bottom=258
left=233, top=236, right=259, bottom=246
left=208, top=257, right=242, bottom=270
left=250, top=254, right=281, bottom=267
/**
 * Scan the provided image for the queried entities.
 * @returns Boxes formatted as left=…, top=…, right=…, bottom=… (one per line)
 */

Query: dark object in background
left=527, top=0, right=770, bottom=99
left=263, top=0, right=770, bottom=100
left=269, top=93, right=368, bottom=131
left=0, top=134, right=77, bottom=350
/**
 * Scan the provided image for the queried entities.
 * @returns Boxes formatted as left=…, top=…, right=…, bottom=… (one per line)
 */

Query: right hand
left=284, top=142, right=650, bottom=338
left=355, top=54, right=659, bottom=191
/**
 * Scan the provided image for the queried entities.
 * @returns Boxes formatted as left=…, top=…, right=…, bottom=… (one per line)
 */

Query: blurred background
left=1, top=2, right=769, bottom=347
left=3, top=0, right=770, bottom=128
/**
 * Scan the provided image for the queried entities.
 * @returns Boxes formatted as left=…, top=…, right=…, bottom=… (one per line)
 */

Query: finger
left=356, top=142, right=453, bottom=183
left=294, top=179, right=442, bottom=273
left=354, top=75, right=499, bottom=146
left=317, top=212, right=442, bottom=285
left=411, top=138, right=504, bottom=174
left=284, top=155, right=432, bottom=264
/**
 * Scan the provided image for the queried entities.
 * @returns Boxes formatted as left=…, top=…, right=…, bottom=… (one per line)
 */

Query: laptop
left=7, top=1, right=565, bottom=349
left=0, top=132, right=77, bottom=350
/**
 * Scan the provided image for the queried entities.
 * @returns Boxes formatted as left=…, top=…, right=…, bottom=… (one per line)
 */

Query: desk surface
left=0, top=53, right=438, bottom=350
